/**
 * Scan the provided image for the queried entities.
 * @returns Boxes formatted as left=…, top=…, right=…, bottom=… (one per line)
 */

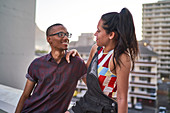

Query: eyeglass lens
left=58, top=32, right=71, bottom=38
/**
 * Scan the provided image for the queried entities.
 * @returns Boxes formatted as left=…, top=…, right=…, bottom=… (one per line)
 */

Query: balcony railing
left=129, top=92, right=157, bottom=100
left=130, top=71, right=157, bottom=76
left=130, top=81, right=157, bottom=86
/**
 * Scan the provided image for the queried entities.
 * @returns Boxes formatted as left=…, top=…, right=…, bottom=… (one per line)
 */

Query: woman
left=66, top=8, right=138, bottom=113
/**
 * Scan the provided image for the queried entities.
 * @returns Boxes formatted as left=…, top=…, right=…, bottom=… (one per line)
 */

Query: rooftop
left=0, top=84, right=22, bottom=113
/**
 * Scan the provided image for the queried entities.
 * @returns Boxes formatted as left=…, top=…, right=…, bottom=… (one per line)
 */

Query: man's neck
left=51, top=50, right=65, bottom=64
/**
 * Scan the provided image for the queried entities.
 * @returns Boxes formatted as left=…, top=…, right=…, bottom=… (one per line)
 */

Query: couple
left=15, top=8, right=138, bottom=113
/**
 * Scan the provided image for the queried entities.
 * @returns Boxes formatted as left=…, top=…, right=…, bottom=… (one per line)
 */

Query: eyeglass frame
left=49, top=32, right=72, bottom=38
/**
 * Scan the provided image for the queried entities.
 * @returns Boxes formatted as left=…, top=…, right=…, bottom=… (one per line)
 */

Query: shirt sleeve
left=25, top=59, right=38, bottom=83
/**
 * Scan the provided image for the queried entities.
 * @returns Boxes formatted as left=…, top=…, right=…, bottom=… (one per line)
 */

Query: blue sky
left=35, top=0, right=158, bottom=41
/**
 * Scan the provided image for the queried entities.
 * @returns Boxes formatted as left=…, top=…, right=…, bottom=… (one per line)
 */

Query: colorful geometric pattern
left=97, top=47, right=117, bottom=98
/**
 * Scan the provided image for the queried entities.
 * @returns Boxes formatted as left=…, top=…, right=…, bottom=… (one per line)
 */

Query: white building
left=142, top=0, right=170, bottom=79
left=0, top=1, right=36, bottom=89
left=128, top=41, right=158, bottom=107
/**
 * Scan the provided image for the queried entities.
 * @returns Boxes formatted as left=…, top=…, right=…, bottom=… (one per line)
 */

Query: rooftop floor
left=0, top=84, right=22, bottom=113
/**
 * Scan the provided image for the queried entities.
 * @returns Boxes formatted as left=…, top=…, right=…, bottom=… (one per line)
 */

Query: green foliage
left=35, top=50, right=48, bottom=53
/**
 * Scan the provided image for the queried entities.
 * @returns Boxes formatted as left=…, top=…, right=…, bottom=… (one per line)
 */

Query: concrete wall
left=0, top=0, right=36, bottom=89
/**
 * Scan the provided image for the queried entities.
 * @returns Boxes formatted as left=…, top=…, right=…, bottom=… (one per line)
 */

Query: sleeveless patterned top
left=97, top=47, right=117, bottom=98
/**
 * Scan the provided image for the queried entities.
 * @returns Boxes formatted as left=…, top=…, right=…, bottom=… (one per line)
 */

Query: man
left=15, top=23, right=87, bottom=113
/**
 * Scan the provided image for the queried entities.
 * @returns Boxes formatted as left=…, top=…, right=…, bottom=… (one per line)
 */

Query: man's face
left=47, top=25, right=69, bottom=51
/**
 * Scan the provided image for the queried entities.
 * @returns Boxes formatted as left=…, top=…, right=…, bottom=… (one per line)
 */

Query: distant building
left=128, top=41, right=158, bottom=107
left=69, top=46, right=92, bottom=62
left=69, top=33, right=95, bottom=62
left=69, top=33, right=95, bottom=48
left=35, top=24, right=49, bottom=51
left=142, top=0, right=170, bottom=79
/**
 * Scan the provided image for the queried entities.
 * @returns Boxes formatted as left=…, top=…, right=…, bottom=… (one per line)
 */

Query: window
left=139, top=66, right=151, bottom=72
left=147, top=89, right=155, bottom=93
left=139, top=77, right=151, bottom=83
left=132, top=76, right=135, bottom=82
left=139, top=88, right=145, bottom=91
left=132, top=87, right=134, bottom=92
left=140, top=56, right=151, bottom=61
left=139, top=77, right=147, bottom=81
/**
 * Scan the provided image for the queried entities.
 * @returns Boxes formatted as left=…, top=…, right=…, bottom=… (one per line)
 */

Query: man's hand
left=66, top=49, right=81, bottom=63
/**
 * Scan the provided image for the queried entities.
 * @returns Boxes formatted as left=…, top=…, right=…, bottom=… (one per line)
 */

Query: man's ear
left=109, top=32, right=115, bottom=40
left=47, top=36, right=52, bottom=44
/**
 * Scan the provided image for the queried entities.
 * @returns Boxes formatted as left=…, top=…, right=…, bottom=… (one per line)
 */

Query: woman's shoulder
left=91, top=44, right=98, bottom=52
left=118, top=52, right=131, bottom=70
left=116, top=52, right=131, bottom=66
left=90, top=44, right=98, bottom=56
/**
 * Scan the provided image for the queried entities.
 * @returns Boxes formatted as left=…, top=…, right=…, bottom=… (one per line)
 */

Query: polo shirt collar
left=46, top=53, right=52, bottom=61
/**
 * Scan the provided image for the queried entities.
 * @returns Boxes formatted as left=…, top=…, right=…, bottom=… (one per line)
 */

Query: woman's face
left=94, top=19, right=110, bottom=47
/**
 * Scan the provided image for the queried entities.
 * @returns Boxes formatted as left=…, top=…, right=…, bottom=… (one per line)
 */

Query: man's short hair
left=46, top=23, right=63, bottom=37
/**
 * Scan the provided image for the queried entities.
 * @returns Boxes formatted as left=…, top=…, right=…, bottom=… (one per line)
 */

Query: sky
left=35, top=0, right=159, bottom=41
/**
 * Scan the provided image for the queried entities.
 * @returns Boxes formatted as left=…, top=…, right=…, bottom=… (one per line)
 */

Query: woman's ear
left=109, top=32, right=115, bottom=40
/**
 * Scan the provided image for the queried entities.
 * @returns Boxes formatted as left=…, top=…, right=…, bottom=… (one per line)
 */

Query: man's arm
left=15, top=79, right=35, bottom=113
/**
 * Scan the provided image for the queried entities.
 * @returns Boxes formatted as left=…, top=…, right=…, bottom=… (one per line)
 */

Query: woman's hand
left=66, top=49, right=81, bottom=63
left=65, top=111, right=70, bottom=113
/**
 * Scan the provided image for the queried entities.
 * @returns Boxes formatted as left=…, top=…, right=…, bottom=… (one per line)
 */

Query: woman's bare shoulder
left=90, top=44, right=98, bottom=56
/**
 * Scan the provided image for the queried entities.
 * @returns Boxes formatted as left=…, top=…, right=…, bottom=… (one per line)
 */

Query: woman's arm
left=86, top=44, right=98, bottom=68
left=116, top=53, right=131, bottom=113
left=66, top=49, right=81, bottom=63
left=15, top=79, right=35, bottom=113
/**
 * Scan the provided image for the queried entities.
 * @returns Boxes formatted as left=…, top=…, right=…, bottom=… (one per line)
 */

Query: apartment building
left=142, top=0, right=170, bottom=79
left=128, top=41, right=158, bottom=107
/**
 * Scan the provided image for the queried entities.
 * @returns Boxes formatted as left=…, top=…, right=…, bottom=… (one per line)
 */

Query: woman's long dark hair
left=101, top=8, right=138, bottom=70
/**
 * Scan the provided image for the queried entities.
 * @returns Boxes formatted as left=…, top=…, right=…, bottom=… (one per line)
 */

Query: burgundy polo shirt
left=22, top=53, right=87, bottom=113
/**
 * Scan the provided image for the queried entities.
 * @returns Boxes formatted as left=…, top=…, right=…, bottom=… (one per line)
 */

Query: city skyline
left=35, top=0, right=158, bottom=42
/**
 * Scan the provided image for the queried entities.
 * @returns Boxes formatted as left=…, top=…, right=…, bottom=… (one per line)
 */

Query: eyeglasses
left=49, top=32, right=72, bottom=38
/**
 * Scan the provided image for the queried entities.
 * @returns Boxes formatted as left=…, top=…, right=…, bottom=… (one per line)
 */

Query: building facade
left=128, top=42, right=158, bottom=107
left=142, top=0, right=170, bottom=79
left=0, top=1, right=36, bottom=89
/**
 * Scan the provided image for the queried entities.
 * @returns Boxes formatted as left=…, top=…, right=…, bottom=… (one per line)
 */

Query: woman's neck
left=103, top=40, right=116, bottom=53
